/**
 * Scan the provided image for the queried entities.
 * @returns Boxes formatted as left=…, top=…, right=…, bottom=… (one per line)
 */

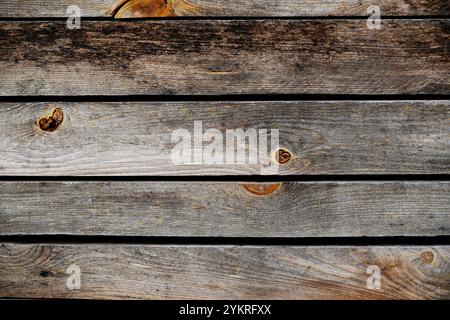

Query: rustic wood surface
left=0, top=101, right=448, bottom=175
left=0, top=244, right=448, bottom=299
left=0, top=0, right=448, bottom=17
left=0, top=181, right=449, bottom=237
left=0, top=20, right=448, bottom=96
left=1, top=0, right=449, bottom=302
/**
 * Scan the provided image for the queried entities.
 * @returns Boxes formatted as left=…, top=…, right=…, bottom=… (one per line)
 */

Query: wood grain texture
left=0, top=181, right=449, bottom=237
left=0, top=20, right=448, bottom=96
left=0, top=101, right=448, bottom=175
left=0, top=244, right=448, bottom=299
left=0, top=0, right=448, bottom=17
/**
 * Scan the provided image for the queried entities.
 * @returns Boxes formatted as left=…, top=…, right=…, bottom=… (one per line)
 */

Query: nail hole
left=37, top=108, right=64, bottom=132
left=421, top=251, right=434, bottom=264
left=243, top=183, right=282, bottom=196
left=39, top=270, right=51, bottom=277
left=276, top=149, right=292, bottom=164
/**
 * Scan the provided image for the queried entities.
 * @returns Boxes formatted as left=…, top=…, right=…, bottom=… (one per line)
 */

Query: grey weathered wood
left=0, top=181, right=449, bottom=237
left=0, top=20, right=448, bottom=96
left=0, top=244, right=448, bottom=299
left=0, top=101, right=448, bottom=175
left=0, top=0, right=448, bottom=17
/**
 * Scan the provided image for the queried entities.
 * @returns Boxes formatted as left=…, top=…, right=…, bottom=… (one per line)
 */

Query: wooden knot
left=114, top=0, right=204, bottom=18
left=243, top=183, right=282, bottom=196
left=421, top=251, right=434, bottom=264
left=38, top=108, right=64, bottom=132
left=276, top=149, right=292, bottom=164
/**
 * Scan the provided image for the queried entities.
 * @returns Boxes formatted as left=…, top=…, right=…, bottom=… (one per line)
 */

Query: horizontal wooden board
left=0, top=244, right=448, bottom=299
left=0, top=181, right=449, bottom=237
left=1, top=0, right=449, bottom=17
left=0, top=20, right=448, bottom=96
left=0, top=101, right=448, bottom=175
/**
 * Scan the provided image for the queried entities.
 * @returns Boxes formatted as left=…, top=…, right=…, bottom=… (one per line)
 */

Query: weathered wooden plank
left=0, top=244, right=448, bottom=299
left=0, top=101, right=448, bottom=175
left=0, top=20, right=448, bottom=96
left=0, top=0, right=448, bottom=18
left=0, top=181, right=449, bottom=237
